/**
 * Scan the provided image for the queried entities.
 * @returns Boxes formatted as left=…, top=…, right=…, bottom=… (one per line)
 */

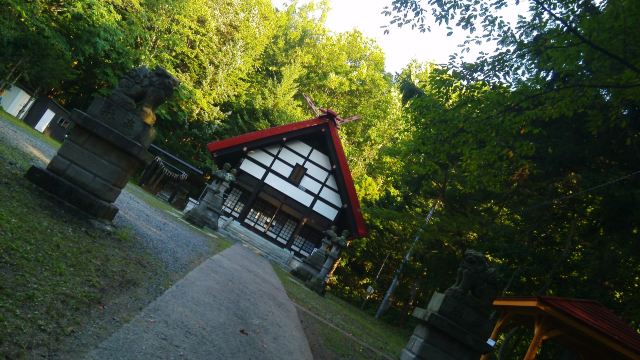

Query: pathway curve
left=0, top=116, right=312, bottom=359
left=87, top=243, right=313, bottom=360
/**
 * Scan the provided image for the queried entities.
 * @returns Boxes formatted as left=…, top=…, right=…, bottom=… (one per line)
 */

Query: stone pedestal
left=184, top=182, right=228, bottom=230
left=306, top=230, right=348, bottom=294
left=291, top=248, right=326, bottom=282
left=306, top=245, right=340, bottom=294
left=401, top=249, right=498, bottom=360
left=26, top=101, right=153, bottom=221
left=400, top=292, right=495, bottom=360
left=27, top=66, right=177, bottom=221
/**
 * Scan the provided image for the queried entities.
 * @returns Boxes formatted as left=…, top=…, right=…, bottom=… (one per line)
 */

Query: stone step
left=235, top=236, right=291, bottom=264
left=219, top=219, right=294, bottom=268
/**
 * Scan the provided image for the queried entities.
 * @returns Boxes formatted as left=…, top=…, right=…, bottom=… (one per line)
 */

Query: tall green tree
left=354, top=0, right=640, bottom=333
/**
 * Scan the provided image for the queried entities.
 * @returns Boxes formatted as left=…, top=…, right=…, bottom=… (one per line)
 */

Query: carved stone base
left=291, top=248, right=326, bottom=284
left=184, top=206, right=220, bottom=230
left=26, top=166, right=119, bottom=221
left=183, top=191, right=224, bottom=230
left=26, top=104, right=152, bottom=221
left=290, top=262, right=321, bottom=282
left=400, top=292, right=494, bottom=360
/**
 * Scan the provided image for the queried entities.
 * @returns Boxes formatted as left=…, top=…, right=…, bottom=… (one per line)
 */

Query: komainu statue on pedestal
left=446, top=249, right=499, bottom=308
left=109, top=66, right=179, bottom=127
left=26, top=66, right=179, bottom=221
left=401, top=249, right=500, bottom=360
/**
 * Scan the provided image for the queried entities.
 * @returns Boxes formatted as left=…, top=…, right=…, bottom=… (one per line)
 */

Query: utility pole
left=374, top=205, right=436, bottom=319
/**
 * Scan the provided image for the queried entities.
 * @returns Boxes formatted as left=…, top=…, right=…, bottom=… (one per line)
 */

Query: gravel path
left=113, top=188, right=217, bottom=274
left=87, top=243, right=313, bottom=360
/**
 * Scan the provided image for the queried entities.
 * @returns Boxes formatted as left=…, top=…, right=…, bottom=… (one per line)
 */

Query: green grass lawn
left=0, top=109, right=61, bottom=150
left=273, top=266, right=411, bottom=359
left=0, top=136, right=163, bottom=358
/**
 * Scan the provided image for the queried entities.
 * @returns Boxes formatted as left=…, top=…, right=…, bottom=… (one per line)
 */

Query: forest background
left=2, top=0, right=639, bottom=334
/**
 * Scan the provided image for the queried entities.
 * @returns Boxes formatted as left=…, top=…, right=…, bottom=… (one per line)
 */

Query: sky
left=274, top=0, right=527, bottom=74
left=323, top=0, right=465, bottom=73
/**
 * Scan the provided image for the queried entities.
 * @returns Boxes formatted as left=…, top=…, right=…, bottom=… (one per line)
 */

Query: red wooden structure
left=483, top=296, right=640, bottom=359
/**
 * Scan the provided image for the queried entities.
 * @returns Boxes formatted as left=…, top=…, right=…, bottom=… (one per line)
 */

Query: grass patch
left=273, top=266, right=410, bottom=359
left=124, top=182, right=178, bottom=214
left=0, top=109, right=61, bottom=150
left=0, top=139, right=162, bottom=358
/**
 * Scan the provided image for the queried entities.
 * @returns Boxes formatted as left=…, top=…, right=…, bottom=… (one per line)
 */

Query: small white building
left=0, top=85, right=35, bottom=119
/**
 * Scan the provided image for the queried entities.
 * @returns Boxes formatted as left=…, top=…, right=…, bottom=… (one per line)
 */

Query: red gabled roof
left=540, top=297, right=640, bottom=354
left=494, top=296, right=640, bottom=357
left=207, top=117, right=327, bottom=154
left=207, top=115, right=367, bottom=238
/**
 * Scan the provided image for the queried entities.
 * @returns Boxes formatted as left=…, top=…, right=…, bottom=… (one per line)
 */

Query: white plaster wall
left=271, top=159, right=293, bottom=178
left=325, top=175, right=338, bottom=190
left=313, top=200, right=339, bottom=220
left=305, top=161, right=328, bottom=181
left=300, top=175, right=322, bottom=193
left=279, top=147, right=305, bottom=166
left=248, top=149, right=274, bottom=167
left=0, top=85, right=34, bottom=119
left=264, top=173, right=313, bottom=206
left=320, top=187, right=342, bottom=207
left=240, top=158, right=266, bottom=179
left=286, top=140, right=312, bottom=157
left=309, top=149, right=331, bottom=169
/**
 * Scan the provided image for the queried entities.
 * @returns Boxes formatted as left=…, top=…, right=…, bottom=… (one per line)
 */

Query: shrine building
left=207, top=111, right=366, bottom=259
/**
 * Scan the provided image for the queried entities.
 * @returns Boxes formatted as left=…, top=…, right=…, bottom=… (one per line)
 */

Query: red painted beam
left=207, top=117, right=327, bottom=154
left=327, top=120, right=367, bottom=237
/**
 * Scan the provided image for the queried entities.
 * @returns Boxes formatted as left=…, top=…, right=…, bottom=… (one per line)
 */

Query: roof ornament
left=302, top=93, right=361, bottom=128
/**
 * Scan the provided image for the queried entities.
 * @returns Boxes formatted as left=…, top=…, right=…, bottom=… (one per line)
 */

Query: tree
left=362, top=0, right=640, bottom=333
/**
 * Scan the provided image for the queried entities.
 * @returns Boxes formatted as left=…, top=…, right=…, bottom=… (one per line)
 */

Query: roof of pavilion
left=493, top=296, right=640, bottom=358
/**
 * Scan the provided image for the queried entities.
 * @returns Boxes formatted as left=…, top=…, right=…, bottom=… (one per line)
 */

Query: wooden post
left=524, top=316, right=546, bottom=360
left=237, top=183, right=263, bottom=222
left=480, top=311, right=511, bottom=360
left=285, top=218, right=307, bottom=249
left=264, top=203, right=283, bottom=233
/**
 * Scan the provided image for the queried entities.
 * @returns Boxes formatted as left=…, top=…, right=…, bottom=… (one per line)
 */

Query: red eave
left=540, top=297, right=640, bottom=355
left=326, top=120, right=367, bottom=237
left=207, top=117, right=327, bottom=154
left=494, top=296, right=640, bottom=356
left=206, top=116, right=367, bottom=238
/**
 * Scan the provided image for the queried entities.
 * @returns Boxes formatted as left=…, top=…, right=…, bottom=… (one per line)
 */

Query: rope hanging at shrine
left=141, top=157, right=188, bottom=190
left=151, top=156, right=188, bottom=182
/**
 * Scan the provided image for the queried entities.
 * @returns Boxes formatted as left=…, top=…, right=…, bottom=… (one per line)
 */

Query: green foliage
left=332, top=0, right=640, bottom=343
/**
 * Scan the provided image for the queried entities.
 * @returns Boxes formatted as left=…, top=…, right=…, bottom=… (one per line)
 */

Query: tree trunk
left=0, top=59, right=26, bottom=92
left=398, top=278, right=420, bottom=327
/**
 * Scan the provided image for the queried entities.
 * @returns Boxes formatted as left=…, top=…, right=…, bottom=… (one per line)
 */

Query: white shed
left=0, top=85, right=35, bottom=119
